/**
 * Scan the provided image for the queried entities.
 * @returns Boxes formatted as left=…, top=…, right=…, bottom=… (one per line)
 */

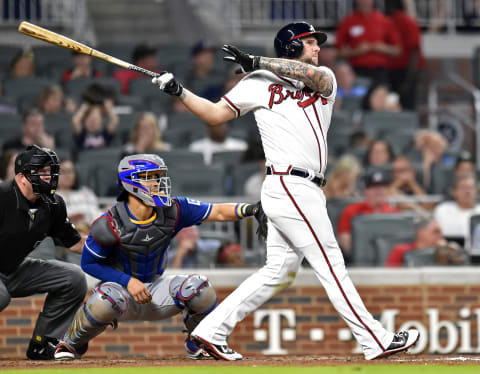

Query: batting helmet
left=274, top=22, right=327, bottom=58
left=15, top=144, right=60, bottom=202
left=117, top=153, right=171, bottom=207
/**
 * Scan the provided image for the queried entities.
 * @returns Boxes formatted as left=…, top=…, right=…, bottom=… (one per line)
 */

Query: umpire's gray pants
left=0, top=258, right=87, bottom=340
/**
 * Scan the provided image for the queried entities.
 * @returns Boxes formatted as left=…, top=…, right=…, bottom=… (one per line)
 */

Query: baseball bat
left=18, top=21, right=161, bottom=78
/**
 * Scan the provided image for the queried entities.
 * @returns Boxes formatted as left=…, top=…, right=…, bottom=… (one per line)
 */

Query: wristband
left=235, top=203, right=258, bottom=218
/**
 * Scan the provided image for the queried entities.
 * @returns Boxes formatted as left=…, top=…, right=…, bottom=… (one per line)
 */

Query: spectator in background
left=168, top=226, right=222, bottom=268
left=361, top=83, right=402, bottom=112
left=434, top=174, right=480, bottom=247
left=386, top=217, right=443, bottom=267
left=56, top=159, right=103, bottom=236
left=61, top=51, right=102, bottom=83
left=9, top=49, right=34, bottom=78
left=388, top=156, right=429, bottom=211
left=365, top=139, right=395, bottom=168
left=113, top=44, right=161, bottom=94
left=216, top=243, right=245, bottom=267
left=333, top=61, right=368, bottom=111
left=323, top=155, right=362, bottom=199
left=336, top=0, right=401, bottom=85
left=189, top=122, right=248, bottom=165
left=0, top=149, right=17, bottom=182
left=317, top=43, right=337, bottom=69
left=122, top=112, right=171, bottom=156
left=181, top=41, right=224, bottom=102
left=72, top=85, right=118, bottom=151
left=338, top=170, right=399, bottom=257
left=37, top=85, right=76, bottom=115
left=2, top=109, right=54, bottom=151
left=413, top=130, right=448, bottom=191
left=454, top=151, right=475, bottom=179
left=385, top=0, right=425, bottom=110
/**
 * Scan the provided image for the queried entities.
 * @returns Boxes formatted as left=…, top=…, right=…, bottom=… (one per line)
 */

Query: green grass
left=2, top=366, right=480, bottom=374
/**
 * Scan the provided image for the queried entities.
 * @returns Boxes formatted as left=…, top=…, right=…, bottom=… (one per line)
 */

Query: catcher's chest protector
left=108, top=202, right=178, bottom=281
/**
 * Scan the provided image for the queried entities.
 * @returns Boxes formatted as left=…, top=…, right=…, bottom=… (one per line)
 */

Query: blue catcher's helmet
left=274, top=22, right=327, bottom=58
left=117, top=154, right=171, bottom=207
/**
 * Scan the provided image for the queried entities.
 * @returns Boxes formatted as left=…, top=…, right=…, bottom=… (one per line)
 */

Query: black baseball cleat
left=26, top=337, right=58, bottom=360
left=370, top=330, right=420, bottom=360
left=191, top=334, right=243, bottom=361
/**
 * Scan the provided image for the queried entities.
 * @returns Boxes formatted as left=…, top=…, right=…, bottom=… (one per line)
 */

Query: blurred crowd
left=1, top=0, right=479, bottom=269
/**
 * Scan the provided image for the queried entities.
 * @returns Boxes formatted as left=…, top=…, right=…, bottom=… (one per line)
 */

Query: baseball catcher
left=54, top=153, right=265, bottom=360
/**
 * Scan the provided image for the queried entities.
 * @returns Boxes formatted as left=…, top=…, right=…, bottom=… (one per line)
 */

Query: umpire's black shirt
left=0, top=180, right=81, bottom=275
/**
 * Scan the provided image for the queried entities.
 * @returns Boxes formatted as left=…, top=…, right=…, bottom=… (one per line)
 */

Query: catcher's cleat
left=184, top=336, right=210, bottom=360
left=370, top=329, right=420, bottom=360
left=26, top=338, right=57, bottom=360
left=54, top=342, right=88, bottom=360
left=191, top=334, right=243, bottom=361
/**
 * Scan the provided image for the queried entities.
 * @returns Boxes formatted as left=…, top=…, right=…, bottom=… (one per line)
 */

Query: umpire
left=0, top=145, right=87, bottom=360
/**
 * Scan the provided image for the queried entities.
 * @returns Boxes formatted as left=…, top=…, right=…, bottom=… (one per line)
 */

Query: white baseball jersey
left=222, top=68, right=337, bottom=175
left=193, top=66, right=397, bottom=360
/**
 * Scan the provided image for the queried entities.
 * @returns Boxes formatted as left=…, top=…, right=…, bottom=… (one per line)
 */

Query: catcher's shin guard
left=60, top=282, right=128, bottom=352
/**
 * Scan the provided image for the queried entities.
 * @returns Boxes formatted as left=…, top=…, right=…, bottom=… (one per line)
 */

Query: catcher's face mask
left=15, top=145, right=60, bottom=203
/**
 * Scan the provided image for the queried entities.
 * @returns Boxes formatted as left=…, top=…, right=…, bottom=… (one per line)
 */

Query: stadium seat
left=326, top=197, right=362, bottom=236
left=167, top=165, right=226, bottom=197
left=211, top=151, right=245, bottom=168
left=96, top=44, right=136, bottom=76
left=382, top=129, right=415, bottom=155
left=361, top=111, right=419, bottom=139
left=64, top=77, right=122, bottom=101
left=403, top=248, right=437, bottom=267
left=373, top=233, right=417, bottom=266
left=230, top=162, right=262, bottom=196
left=129, top=79, right=170, bottom=113
left=155, top=149, right=206, bottom=168
left=32, top=45, right=72, bottom=77
left=0, top=45, right=22, bottom=74
left=351, top=213, right=416, bottom=266
left=3, top=77, right=54, bottom=102
left=44, top=113, right=73, bottom=134
left=76, top=148, right=123, bottom=192
left=0, top=113, right=23, bottom=143
left=329, top=111, right=352, bottom=134
left=430, top=163, right=455, bottom=195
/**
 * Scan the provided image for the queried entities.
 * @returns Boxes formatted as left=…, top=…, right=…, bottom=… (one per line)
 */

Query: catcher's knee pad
left=86, top=282, right=129, bottom=325
left=169, top=275, right=217, bottom=332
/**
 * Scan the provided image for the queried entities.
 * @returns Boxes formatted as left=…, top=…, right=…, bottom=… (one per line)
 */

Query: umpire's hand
left=127, top=277, right=152, bottom=304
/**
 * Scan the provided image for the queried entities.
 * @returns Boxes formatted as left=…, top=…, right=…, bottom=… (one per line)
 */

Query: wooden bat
left=18, top=21, right=161, bottom=78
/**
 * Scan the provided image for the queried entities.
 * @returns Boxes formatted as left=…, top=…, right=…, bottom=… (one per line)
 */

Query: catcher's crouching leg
left=55, top=282, right=129, bottom=360
left=169, top=275, right=217, bottom=360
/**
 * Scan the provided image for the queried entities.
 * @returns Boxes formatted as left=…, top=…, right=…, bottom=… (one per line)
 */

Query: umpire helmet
left=274, top=22, right=327, bottom=58
left=117, top=153, right=171, bottom=207
left=15, top=144, right=60, bottom=203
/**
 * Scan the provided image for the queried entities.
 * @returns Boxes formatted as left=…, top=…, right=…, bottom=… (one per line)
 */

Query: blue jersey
left=81, top=197, right=212, bottom=286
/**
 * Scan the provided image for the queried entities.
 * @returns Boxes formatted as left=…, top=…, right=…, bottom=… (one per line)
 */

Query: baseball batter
left=54, top=153, right=263, bottom=360
left=152, top=22, right=419, bottom=360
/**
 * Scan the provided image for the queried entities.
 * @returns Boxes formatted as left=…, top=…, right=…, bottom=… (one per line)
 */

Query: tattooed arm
left=258, top=57, right=333, bottom=97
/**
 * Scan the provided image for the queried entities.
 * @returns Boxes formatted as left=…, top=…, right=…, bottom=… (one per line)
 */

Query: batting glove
left=152, top=72, right=183, bottom=96
left=222, top=44, right=260, bottom=73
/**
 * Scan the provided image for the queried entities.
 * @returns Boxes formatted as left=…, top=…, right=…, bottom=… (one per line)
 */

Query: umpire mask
left=15, top=145, right=60, bottom=203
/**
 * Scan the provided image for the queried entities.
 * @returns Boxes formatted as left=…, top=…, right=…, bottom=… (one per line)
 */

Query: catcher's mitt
left=253, top=201, right=268, bottom=241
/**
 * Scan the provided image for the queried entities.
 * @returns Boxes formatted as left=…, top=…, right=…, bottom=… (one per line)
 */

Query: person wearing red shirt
left=386, top=218, right=444, bottom=267
left=113, top=44, right=162, bottom=94
left=386, top=0, right=425, bottom=110
left=335, top=0, right=401, bottom=86
left=62, top=51, right=102, bottom=82
left=338, top=170, right=399, bottom=257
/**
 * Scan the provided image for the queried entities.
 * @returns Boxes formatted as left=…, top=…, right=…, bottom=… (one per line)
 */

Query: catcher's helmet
left=274, top=22, right=327, bottom=58
left=117, top=153, right=171, bottom=207
left=15, top=144, right=60, bottom=203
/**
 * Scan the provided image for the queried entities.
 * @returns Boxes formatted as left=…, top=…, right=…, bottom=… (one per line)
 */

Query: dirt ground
left=2, top=354, right=480, bottom=370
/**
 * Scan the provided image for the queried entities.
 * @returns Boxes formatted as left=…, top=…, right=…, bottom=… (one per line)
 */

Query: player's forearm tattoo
left=258, top=57, right=333, bottom=97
